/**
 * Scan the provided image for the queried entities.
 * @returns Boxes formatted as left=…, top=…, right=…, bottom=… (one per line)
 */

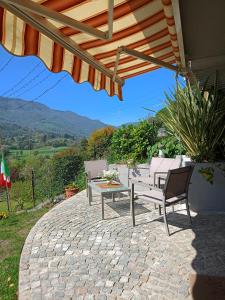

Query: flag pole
left=0, top=142, right=10, bottom=212
left=3, top=151, right=11, bottom=212
left=6, top=184, right=10, bottom=212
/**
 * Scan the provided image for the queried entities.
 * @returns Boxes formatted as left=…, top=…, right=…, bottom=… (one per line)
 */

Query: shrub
left=110, top=120, right=158, bottom=162
left=9, top=181, right=33, bottom=211
left=148, top=136, right=186, bottom=159
left=51, top=148, right=83, bottom=194
left=74, top=169, right=86, bottom=191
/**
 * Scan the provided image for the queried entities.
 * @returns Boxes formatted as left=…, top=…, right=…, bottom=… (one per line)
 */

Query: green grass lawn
left=0, top=208, right=49, bottom=300
left=0, top=198, right=35, bottom=213
left=9, top=146, right=68, bottom=158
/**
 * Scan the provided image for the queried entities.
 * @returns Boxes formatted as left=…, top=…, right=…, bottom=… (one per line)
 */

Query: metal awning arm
left=113, top=47, right=123, bottom=81
left=113, top=46, right=179, bottom=81
left=2, top=0, right=114, bottom=41
left=106, top=0, right=114, bottom=40
left=0, top=1, right=124, bottom=85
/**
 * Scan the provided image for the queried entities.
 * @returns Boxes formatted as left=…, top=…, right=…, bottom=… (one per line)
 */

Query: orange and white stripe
left=0, top=0, right=182, bottom=99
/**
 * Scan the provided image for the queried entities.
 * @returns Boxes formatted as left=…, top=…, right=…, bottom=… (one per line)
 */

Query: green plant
left=0, top=212, right=8, bottom=219
left=126, top=158, right=137, bottom=168
left=51, top=148, right=83, bottom=194
left=0, top=208, right=48, bottom=300
left=148, top=136, right=186, bottom=159
left=65, top=182, right=78, bottom=189
left=158, top=80, right=225, bottom=162
left=74, top=169, right=86, bottom=191
left=14, top=197, right=25, bottom=211
left=87, top=126, right=115, bottom=159
left=110, top=120, right=158, bottom=162
left=9, top=181, right=33, bottom=211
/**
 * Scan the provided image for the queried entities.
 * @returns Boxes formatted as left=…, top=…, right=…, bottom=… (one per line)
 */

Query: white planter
left=187, top=162, right=225, bottom=213
left=110, top=162, right=225, bottom=213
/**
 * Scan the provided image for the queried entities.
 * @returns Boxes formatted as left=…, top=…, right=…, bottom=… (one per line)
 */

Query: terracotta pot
left=65, top=187, right=79, bottom=199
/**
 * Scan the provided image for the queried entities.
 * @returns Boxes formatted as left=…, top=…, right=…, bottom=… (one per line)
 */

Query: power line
left=16, top=73, right=51, bottom=98
left=32, top=73, right=68, bottom=101
left=0, top=56, right=14, bottom=74
left=6, top=68, right=47, bottom=98
left=10, top=73, right=68, bottom=110
left=2, top=71, right=68, bottom=112
left=1, top=62, right=41, bottom=97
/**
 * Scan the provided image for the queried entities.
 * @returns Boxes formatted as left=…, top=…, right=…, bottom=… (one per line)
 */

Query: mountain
left=0, top=97, right=108, bottom=138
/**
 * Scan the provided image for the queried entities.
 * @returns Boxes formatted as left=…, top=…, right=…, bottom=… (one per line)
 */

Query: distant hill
left=0, top=97, right=108, bottom=138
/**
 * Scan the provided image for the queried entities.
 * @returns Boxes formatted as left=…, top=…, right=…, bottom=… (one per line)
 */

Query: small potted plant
left=103, top=170, right=119, bottom=185
left=65, top=182, right=79, bottom=199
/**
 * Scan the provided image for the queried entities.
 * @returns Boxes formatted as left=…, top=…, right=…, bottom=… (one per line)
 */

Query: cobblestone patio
left=19, top=190, right=225, bottom=300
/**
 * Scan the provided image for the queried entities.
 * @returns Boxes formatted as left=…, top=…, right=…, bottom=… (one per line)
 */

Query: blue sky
left=0, top=44, right=177, bottom=126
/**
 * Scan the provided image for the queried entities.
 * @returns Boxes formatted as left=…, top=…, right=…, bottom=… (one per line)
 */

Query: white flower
left=103, top=170, right=119, bottom=180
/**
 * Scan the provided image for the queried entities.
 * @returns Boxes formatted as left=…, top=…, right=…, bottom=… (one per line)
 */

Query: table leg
left=112, top=192, right=115, bottom=202
left=88, top=186, right=92, bottom=206
left=130, top=184, right=135, bottom=226
left=101, top=194, right=104, bottom=220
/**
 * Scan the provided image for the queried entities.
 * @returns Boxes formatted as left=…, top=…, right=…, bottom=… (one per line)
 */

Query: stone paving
left=19, top=190, right=225, bottom=300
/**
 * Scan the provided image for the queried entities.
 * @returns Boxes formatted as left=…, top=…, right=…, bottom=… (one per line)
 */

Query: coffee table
left=88, top=180, right=132, bottom=221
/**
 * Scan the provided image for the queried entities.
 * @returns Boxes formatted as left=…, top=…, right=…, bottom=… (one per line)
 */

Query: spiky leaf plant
left=158, top=80, right=225, bottom=162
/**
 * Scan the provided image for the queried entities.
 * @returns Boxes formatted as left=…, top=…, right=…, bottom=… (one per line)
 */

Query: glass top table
left=89, top=180, right=130, bottom=193
left=87, top=180, right=131, bottom=220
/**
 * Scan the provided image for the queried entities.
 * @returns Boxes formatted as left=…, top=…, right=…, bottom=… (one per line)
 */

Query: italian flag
left=0, top=159, right=12, bottom=188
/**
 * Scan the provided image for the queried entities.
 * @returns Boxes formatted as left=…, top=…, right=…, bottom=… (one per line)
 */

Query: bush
left=110, top=120, right=158, bottom=162
left=51, top=148, right=83, bottom=194
left=74, top=168, right=86, bottom=191
left=34, top=160, right=56, bottom=201
left=148, top=136, right=186, bottom=159
left=9, top=181, right=33, bottom=211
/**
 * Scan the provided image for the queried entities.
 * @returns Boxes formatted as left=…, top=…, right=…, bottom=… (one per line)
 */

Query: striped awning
left=0, top=0, right=184, bottom=99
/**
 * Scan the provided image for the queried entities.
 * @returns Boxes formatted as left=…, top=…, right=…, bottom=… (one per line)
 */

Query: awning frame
left=1, top=0, right=114, bottom=40
left=113, top=46, right=179, bottom=81
left=171, top=0, right=186, bottom=70
left=0, top=0, right=124, bottom=86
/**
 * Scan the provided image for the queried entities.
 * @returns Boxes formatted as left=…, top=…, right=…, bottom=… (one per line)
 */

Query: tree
left=87, top=126, right=115, bottom=159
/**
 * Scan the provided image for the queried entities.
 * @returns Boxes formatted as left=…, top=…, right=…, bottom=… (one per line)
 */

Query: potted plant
left=103, top=169, right=119, bottom=185
left=158, top=78, right=225, bottom=212
left=65, top=182, right=79, bottom=199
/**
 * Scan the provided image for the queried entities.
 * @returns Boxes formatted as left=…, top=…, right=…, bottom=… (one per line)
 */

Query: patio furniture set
left=84, top=158, right=194, bottom=236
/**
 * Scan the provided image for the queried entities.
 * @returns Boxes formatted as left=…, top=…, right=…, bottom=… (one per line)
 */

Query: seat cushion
left=137, top=189, right=186, bottom=206
left=136, top=189, right=164, bottom=205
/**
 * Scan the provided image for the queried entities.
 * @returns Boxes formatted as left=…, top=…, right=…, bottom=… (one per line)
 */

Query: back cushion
left=149, top=157, right=181, bottom=175
left=84, top=160, right=108, bottom=178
